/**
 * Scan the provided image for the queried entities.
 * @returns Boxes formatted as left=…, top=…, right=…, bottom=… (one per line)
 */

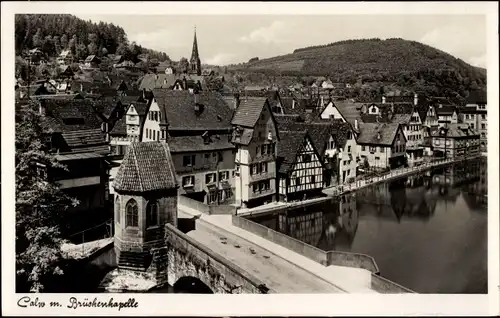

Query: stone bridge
left=151, top=223, right=273, bottom=294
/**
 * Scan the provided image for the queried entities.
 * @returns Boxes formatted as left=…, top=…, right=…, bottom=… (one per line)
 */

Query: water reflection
left=249, top=158, right=487, bottom=293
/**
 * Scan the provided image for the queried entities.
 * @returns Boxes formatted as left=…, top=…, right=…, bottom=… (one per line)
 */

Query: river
left=247, top=158, right=488, bottom=293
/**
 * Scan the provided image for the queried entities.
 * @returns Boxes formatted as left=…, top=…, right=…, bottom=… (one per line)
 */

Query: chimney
left=377, top=132, right=381, bottom=140
left=355, top=119, right=359, bottom=131
left=414, top=93, right=418, bottom=106
left=382, top=96, right=386, bottom=104
left=292, top=99, right=296, bottom=109
left=202, top=131, right=209, bottom=144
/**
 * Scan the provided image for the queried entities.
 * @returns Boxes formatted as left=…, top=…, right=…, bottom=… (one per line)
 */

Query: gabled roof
left=231, top=97, right=268, bottom=128
left=109, top=117, right=126, bottom=136
left=392, top=103, right=414, bottom=114
left=431, top=123, right=479, bottom=138
left=391, top=113, right=412, bottom=125
left=278, top=130, right=308, bottom=174
left=41, top=99, right=104, bottom=132
left=84, top=55, right=101, bottom=63
left=326, top=100, right=361, bottom=130
left=357, top=123, right=402, bottom=146
left=139, top=73, right=177, bottom=90
left=60, top=129, right=109, bottom=155
left=168, top=135, right=235, bottom=153
left=113, top=142, right=178, bottom=193
left=152, top=89, right=233, bottom=131
left=231, top=127, right=254, bottom=145
left=435, top=105, right=457, bottom=116
left=128, top=101, right=149, bottom=116
left=278, top=121, right=334, bottom=157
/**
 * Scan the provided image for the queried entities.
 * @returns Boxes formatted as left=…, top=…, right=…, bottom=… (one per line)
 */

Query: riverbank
left=235, top=156, right=480, bottom=217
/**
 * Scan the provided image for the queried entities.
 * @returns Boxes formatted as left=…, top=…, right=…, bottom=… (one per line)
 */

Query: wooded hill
left=15, top=14, right=171, bottom=63
left=228, top=38, right=487, bottom=102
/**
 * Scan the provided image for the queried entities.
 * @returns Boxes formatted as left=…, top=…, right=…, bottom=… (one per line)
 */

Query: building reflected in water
left=249, top=158, right=487, bottom=293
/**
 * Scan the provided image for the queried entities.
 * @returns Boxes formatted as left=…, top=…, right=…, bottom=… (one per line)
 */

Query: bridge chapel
left=113, top=142, right=179, bottom=270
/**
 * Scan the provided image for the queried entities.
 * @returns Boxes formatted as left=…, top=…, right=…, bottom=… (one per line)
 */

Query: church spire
left=189, top=26, right=201, bottom=76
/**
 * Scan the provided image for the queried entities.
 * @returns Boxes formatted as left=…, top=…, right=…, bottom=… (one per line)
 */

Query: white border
left=2, top=1, right=499, bottom=316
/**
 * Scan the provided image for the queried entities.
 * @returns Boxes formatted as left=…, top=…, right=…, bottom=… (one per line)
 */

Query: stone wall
left=178, top=194, right=236, bottom=215
left=161, top=223, right=272, bottom=294
left=232, top=214, right=379, bottom=273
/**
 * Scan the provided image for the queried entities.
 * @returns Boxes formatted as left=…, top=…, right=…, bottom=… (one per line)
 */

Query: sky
left=74, top=14, right=487, bottom=68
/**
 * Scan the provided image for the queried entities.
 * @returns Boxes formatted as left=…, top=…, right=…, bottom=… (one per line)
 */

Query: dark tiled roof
left=84, top=55, right=100, bottom=63
left=231, top=97, right=268, bottom=128
left=466, top=90, right=487, bottom=105
left=280, top=97, right=306, bottom=115
left=114, top=142, right=178, bottom=192
left=435, top=105, right=457, bottom=116
left=31, top=94, right=82, bottom=101
left=360, top=114, right=391, bottom=124
left=168, top=135, right=234, bottom=153
left=119, top=95, right=142, bottom=106
left=139, top=74, right=176, bottom=90
left=357, top=123, right=401, bottom=146
left=278, top=130, right=308, bottom=174
left=152, top=89, right=233, bottom=131
left=385, top=95, right=415, bottom=104
left=274, top=114, right=303, bottom=125
left=231, top=127, right=254, bottom=145
left=392, top=103, right=414, bottom=114
left=278, top=122, right=333, bottom=157
left=42, top=99, right=103, bottom=131
left=61, top=129, right=108, bottom=154
left=329, top=100, right=361, bottom=128
left=130, top=102, right=149, bottom=116
left=110, top=117, right=126, bottom=136
left=391, top=113, right=412, bottom=125
left=431, top=123, right=479, bottom=138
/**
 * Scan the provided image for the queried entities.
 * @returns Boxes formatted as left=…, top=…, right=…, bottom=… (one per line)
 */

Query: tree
left=179, top=57, right=189, bottom=74
left=42, top=35, right=55, bottom=56
left=87, top=42, right=98, bottom=55
left=32, top=28, right=43, bottom=48
left=60, top=34, right=68, bottom=50
left=101, top=46, right=108, bottom=57
left=53, top=36, right=61, bottom=55
left=16, top=103, right=78, bottom=292
left=68, top=35, right=77, bottom=55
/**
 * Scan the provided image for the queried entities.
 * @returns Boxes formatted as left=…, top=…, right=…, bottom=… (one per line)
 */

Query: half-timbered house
left=277, top=130, right=325, bottom=202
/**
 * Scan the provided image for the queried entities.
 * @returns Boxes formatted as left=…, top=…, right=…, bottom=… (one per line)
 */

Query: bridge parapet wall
left=159, top=223, right=273, bottom=294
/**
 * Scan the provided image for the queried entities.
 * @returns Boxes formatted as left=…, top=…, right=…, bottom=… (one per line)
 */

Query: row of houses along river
left=246, top=157, right=487, bottom=294
left=52, top=157, right=486, bottom=294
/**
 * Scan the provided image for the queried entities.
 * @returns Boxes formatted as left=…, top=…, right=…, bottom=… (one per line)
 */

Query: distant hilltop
left=226, top=38, right=486, bottom=102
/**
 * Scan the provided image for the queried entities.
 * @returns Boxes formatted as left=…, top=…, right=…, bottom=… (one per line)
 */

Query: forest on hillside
left=15, top=14, right=171, bottom=62
left=227, top=38, right=487, bottom=104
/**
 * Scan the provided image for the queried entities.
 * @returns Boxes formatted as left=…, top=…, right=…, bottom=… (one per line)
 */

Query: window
left=375, top=156, right=380, bottom=161
left=256, top=145, right=261, bottom=157
left=303, top=154, right=311, bottom=162
left=125, top=199, right=138, bottom=227
left=434, top=139, right=440, bottom=145
left=251, top=164, right=258, bottom=175
left=146, top=201, right=158, bottom=228
left=205, top=173, right=216, bottom=184
left=260, top=162, right=268, bottom=173
left=347, top=145, right=351, bottom=152
left=115, top=197, right=120, bottom=224
left=465, top=114, right=469, bottom=120
left=253, top=184, right=259, bottom=193
left=182, top=175, right=194, bottom=187
left=481, top=124, right=486, bottom=129
left=481, top=133, right=486, bottom=138
left=258, top=131, right=262, bottom=138
left=211, top=152, right=217, bottom=164
left=311, top=175, right=316, bottom=184
left=157, top=130, right=160, bottom=140
left=146, top=129, right=149, bottom=139
left=296, top=177, right=301, bottom=185
left=152, top=130, right=156, bottom=141
left=481, top=114, right=486, bottom=120
left=262, top=144, right=268, bottom=155
left=361, top=145, right=366, bottom=151
left=471, top=124, right=474, bottom=129
left=329, top=140, right=335, bottom=149
left=219, top=171, right=229, bottom=181
left=218, top=152, right=223, bottom=163
left=369, top=146, right=376, bottom=153
left=183, top=155, right=195, bottom=167
left=204, top=153, right=210, bottom=164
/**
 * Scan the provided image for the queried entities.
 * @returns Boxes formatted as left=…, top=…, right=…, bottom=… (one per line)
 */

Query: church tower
left=113, top=142, right=178, bottom=271
left=189, top=27, right=202, bottom=76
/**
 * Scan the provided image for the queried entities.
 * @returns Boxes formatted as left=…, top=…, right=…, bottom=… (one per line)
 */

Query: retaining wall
left=232, top=215, right=379, bottom=273
left=179, top=195, right=236, bottom=215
